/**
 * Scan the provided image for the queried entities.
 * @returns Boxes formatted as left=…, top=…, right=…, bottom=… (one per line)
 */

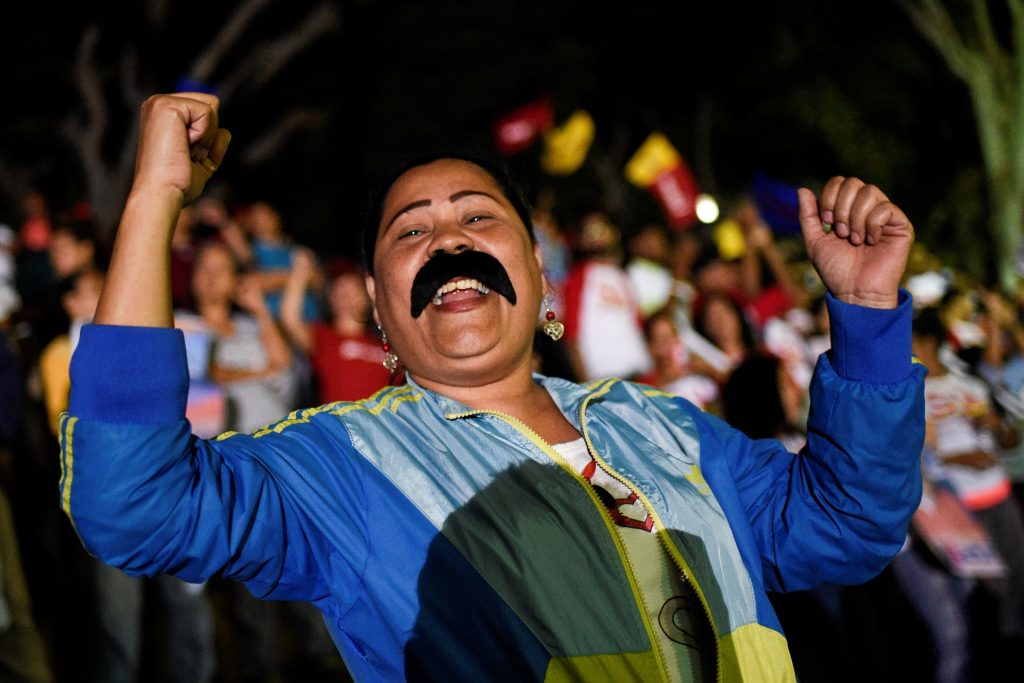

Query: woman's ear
left=365, top=274, right=380, bottom=326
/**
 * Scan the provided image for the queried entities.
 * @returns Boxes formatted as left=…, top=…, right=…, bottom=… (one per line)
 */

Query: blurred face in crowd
left=629, top=225, right=670, bottom=265
left=244, top=201, right=283, bottom=242
left=63, top=270, right=104, bottom=322
left=701, top=294, right=744, bottom=349
left=195, top=197, right=231, bottom=227
left=671, top=233, right=700, bottom=280
left=191, top=243, right=238, bottom=308
left=695, top=258, right=740, bottom=295
left=646, top=315, right=685, bottom=371
left=329, top=271, right=371, bottom=326
left=366, top=159, right=544, bottom=389
left=577, top=212, right=622, bottom=261
left=49, top=227, right=95, bottom=279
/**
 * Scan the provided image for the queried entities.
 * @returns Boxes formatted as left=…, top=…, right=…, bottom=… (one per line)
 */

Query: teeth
left=432, top=278, right=491, bottom=303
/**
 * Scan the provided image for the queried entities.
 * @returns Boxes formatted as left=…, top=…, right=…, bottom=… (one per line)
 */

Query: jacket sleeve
left=694, top=290, right=926, bottom=592
left=59, top=324, right=370, bottom=605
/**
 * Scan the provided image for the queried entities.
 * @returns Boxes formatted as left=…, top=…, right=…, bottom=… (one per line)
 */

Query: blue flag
left=751, top=172, right=801, bottom=235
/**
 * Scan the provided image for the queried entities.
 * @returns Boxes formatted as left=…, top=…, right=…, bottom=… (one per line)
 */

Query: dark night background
left=0, top=3, right=1001, bottom=681
left=0, top=0, right=981, bottom=271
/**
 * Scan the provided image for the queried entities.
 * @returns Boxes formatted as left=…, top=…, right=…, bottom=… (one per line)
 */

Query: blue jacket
left=60, top=292, right=924, bottom=682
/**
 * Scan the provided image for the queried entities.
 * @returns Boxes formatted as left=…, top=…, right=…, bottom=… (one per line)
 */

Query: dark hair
left=56, top=266, right=104, bottom=300
left=722, top=354, right=789, bottom=439
left=643, top=306, right=677, bottom=342
left=188, top=240, right=248, bottom=316
left=694, top=292, right=757, bottom=353
left=325, top=255, right=364, bottom=282
left=690, top=230, right=726, bottom=274
left=360, top=151, right=535, bottom=274
left=53, top=217, right=99, bottom=244
left=911, top=306, right=947, bottom=344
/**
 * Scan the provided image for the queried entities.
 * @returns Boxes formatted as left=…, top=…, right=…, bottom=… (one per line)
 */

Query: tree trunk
left=990, top=176, right=1024, bottom=293
left=897, top=0, right=1024, bottom=294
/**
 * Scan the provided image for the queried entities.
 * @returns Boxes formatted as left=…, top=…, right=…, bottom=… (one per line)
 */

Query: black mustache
left=410, top=251, right=517, bottom=318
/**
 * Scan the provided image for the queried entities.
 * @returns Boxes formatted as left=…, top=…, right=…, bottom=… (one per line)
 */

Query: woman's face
left=244, top=202, right=282, bottom=241
left=49, top=229, right=94, bottom=279
left=63, top=271, right=104, bottom=321
left=191, top=244, right=237, bottom=307
left=329, top=272, right=370, bottom=323
left=702, top=296, right=742, bottom=347
left=647, top=317, right=683, bottom=368
left=366, top=159, right=544, bottom=389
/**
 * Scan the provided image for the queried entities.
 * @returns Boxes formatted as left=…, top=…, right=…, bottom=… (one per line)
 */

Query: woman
left=62, top=93, right=923, bottom=682
left=636, top=308, right=720, bottom=413
left=175, top=240, right=295, bottom=434
left=280, top=249, right=397, bottom=403
left=693, top=291, right=758, bottom=383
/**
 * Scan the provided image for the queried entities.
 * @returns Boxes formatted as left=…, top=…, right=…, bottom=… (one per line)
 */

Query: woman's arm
left=233, top=273, right=292, bottom=374
left=94, top=94, right=230, bottom=328
left=696, top=292, right=926, bottom=591
left=279, top=249, right=316, bottom=354
left=63, top=325, right=368, bottom=599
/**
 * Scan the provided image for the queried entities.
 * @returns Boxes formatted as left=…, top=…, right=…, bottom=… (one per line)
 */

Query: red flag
left=625, top=132, right=700, bottom=232
left=649, top=164, right=699, bottom=231
left=493, top=98, right=555, bottom=155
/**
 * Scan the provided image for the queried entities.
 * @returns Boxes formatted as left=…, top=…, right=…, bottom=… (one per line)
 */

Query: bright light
left=695, top=193, right=719, bottom=224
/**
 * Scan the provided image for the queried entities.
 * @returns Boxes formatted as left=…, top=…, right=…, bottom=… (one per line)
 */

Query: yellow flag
left=625, top=132, right=681, bottom=187
left=542, top=110, right=595, bottom=175
left=713, top=219, right=747, bottom=260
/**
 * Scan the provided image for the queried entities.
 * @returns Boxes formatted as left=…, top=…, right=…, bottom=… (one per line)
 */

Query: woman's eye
left=399, top=228, right=423, bottom=238
left=467, top=214, right=491, bottom=224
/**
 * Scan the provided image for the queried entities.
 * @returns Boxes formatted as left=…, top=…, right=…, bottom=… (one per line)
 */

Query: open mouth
left=432, top=278, right=491, bottom=306
left=410, top=251, right=517, bottom=318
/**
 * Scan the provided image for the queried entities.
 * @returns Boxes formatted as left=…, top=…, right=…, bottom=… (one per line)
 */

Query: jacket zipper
left=445, top=407, right=672, bottom=682
left=578, top=381, right=723, bottom=683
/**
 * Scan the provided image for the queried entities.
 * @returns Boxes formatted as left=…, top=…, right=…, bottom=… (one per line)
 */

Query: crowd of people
left=1, top=159, right=1023, bottom=682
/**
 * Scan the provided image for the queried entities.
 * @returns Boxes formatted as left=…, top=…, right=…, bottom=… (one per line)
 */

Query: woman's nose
left=429, top=222, right=474, bottom=257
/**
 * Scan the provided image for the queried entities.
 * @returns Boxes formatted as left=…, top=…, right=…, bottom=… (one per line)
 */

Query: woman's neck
left=197, top=301, right=232, bottom=331
left=332, top=314, right=367, bottom=337
left=654, top=360, right=686, bottom=384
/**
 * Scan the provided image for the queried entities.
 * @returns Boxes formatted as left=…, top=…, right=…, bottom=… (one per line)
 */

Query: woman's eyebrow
left=449, top=190, right=500, bottom=204
left=384, top=190, right=500, bottom=231
left=384, top=199, right=431, bottom=230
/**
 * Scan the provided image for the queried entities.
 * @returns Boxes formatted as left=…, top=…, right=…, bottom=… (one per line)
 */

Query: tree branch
left=239, top=108, right=326, bottom=166
left=119, top=44, right=146, bottom=109
left=973, top=0, right=1008, bottom=68
left=188, top=0, right=274, bottom=86
left=1010, top=0, right=1024, bottom=73
left=896, top=0, right=974, bottom=79
left=1005, top=0, right=1024, bottom=188
left=216, top=2, right=341, bottom=102
left=146, top=0, right=172, bottom=31
left=68, top=24, right=106, bottom=162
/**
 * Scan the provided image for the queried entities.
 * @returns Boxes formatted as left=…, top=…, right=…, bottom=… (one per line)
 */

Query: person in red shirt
left=281, top=249, right=399, bottom=402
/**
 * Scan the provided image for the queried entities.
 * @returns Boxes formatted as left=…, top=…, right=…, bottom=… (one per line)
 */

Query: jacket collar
left=402, top=372, right=607, bottom=428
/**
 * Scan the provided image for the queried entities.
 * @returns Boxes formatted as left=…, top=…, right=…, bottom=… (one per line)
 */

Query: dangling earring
left=542, top=294, right=564, bottom=341
left=380, top=328, right=399, bottom=371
